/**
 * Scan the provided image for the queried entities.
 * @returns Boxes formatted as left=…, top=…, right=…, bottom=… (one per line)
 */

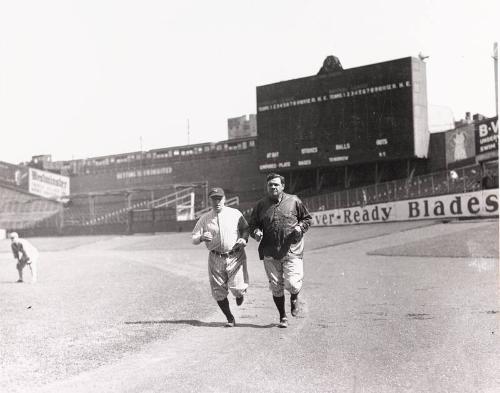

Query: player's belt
left=210, top=249, right=237, bottom=258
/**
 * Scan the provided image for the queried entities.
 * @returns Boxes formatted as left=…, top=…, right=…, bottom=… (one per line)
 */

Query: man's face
left=210, top=196, right=225, bottom=212
left=267, top=177, right=284, bottom=199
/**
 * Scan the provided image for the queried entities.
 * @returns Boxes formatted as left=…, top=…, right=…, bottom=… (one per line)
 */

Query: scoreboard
left=256, top=57, right=429, bottom=171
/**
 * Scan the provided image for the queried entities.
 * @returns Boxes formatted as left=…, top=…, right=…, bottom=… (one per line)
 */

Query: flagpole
left=494, top=42, right=498, bottom=117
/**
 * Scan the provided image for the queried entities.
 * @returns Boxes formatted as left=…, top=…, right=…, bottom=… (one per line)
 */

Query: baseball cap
left=208, top=187, right=225, bottom=198
left=9, top=232, right=19, bottom=240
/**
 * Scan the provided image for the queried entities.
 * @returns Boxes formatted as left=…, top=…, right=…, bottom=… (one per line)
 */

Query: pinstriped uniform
left=192, top=207, right=249, bottom=301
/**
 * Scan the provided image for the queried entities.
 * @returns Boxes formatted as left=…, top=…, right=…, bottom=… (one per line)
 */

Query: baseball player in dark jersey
left=249, top=173, right=312, bottom=328
left=192, top=187, right=250, bottom=327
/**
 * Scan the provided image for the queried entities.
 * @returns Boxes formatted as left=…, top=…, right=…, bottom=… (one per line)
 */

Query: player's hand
left=253, top=229, right=263, bottom=242
left=201, top=231, right=213, bottom=242
left=232, top=238, right=247, bottom=251
left=291, top=225, right=303, bottom=242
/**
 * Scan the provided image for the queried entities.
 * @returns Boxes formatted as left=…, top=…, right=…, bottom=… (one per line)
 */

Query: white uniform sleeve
left=192, top=215, right=206, bottom=244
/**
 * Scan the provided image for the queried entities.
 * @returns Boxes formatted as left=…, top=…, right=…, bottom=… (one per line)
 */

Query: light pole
left=493, top=42, right=498, bottom=117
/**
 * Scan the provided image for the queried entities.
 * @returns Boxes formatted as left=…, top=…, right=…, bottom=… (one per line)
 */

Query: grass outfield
left=0, top=219, right=497, bottom=392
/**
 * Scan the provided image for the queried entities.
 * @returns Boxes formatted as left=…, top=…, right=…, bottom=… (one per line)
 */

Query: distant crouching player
left=249, top=173, right=312, bottom=328
left=192, top=187, right=250, bottom=327
left=9, top=232, right=38, bottom=283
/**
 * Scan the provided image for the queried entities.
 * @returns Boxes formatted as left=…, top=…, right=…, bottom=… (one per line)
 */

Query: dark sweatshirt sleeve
left=237, top=214, right=250, bottom=242
left=296, top=198, right=312, bottom=233
left=248, top=202, right=261, bottom=239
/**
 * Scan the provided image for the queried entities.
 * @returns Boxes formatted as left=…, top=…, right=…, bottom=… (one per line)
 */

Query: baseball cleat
left=278, top=317, right=288, bottom=328
left=236, top=296, right=244, bottom=306
left=291, top=298, right=299, bottom=317
left=225, top=318, right=236, bottom=327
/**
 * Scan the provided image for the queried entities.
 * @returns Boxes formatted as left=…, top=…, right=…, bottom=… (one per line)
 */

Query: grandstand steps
left=75, top=187, right=195, bottom=226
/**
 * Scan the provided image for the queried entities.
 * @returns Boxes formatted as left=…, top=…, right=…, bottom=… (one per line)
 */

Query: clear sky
left=0, top=0, right=498, bottom=164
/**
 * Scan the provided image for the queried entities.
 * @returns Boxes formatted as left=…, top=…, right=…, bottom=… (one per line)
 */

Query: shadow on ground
left=124, top=319, right=275, bottom=329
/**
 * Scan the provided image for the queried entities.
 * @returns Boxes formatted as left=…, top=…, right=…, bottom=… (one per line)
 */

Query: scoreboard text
left=256, top=57, right=428, bottom=171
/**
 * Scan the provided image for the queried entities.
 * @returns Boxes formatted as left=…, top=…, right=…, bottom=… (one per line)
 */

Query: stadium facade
left=0, top=55, right=497, bottom=235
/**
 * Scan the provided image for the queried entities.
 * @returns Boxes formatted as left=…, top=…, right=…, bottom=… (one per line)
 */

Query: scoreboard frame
left=256, top=57, right=429, bottom=172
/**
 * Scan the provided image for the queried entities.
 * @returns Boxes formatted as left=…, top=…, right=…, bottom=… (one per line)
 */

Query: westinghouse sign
left=311, top=189, right=498, bottom=226
left=28, top=168, right=70, bottom=199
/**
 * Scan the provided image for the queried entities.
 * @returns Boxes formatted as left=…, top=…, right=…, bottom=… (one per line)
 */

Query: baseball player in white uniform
left=9, top=232, right=38, bottom=283
left=192, top=187, right=249, bottom=327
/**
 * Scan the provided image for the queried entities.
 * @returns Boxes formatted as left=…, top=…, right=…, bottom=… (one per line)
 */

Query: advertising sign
left=475, top=116, right=498, bottom=158
left=28, top=168, right=70, bottom=199
left=311, top=189, right=498, bottom=226
left=445, top=124, right=475, bottom=164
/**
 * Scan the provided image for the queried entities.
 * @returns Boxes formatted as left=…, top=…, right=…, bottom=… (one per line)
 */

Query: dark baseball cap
left=208, top=187, right=225, bottom=198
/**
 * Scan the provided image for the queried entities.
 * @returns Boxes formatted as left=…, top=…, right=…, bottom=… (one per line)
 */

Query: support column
left=126, top=192, right=132, bottom=209
left=289, top=172, right=297, bottom=194
left=151, top=207, right=156, bottom=234
left=344, top=166, right=351, bottom=189
left=126, top=209, right=134, bottom=235
left=89, top=195, right=95, bottom=223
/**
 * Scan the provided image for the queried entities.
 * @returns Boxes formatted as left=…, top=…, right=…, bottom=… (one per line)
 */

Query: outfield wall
left=311, top=189, right=498, bottom=226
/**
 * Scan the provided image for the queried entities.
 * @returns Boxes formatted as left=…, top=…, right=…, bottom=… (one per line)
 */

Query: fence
left=303, top=164, right=488, bottom=212
left=126, top=206, right=196, bottom=234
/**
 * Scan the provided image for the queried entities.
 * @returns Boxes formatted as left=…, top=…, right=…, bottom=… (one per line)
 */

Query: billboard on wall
left=445, top=124, right=475, bottom=165
left=311, top=189, right=498, bottom=226
left=475, top=116, right=498, bottom=159
left=28, top=168, right=70, bottom=199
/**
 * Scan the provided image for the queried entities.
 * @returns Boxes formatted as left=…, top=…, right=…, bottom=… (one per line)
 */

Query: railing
left=149, top=188, right=193, bottom=209
left=302, top=164, right=487, bottom=212
left=82, top=187, right=194, bottom=226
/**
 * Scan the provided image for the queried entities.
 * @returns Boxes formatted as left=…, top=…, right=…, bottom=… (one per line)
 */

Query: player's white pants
left=208, top=250, right=249, bottom=301
left=16, top=257, right=38, bottom=283
left=263, top=253, right=303, bottom=297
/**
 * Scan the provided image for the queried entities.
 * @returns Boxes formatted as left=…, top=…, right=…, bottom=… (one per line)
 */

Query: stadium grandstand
left=0, top=180, right=62, bottom=236
left=0, top=55, right=497, bottom=237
